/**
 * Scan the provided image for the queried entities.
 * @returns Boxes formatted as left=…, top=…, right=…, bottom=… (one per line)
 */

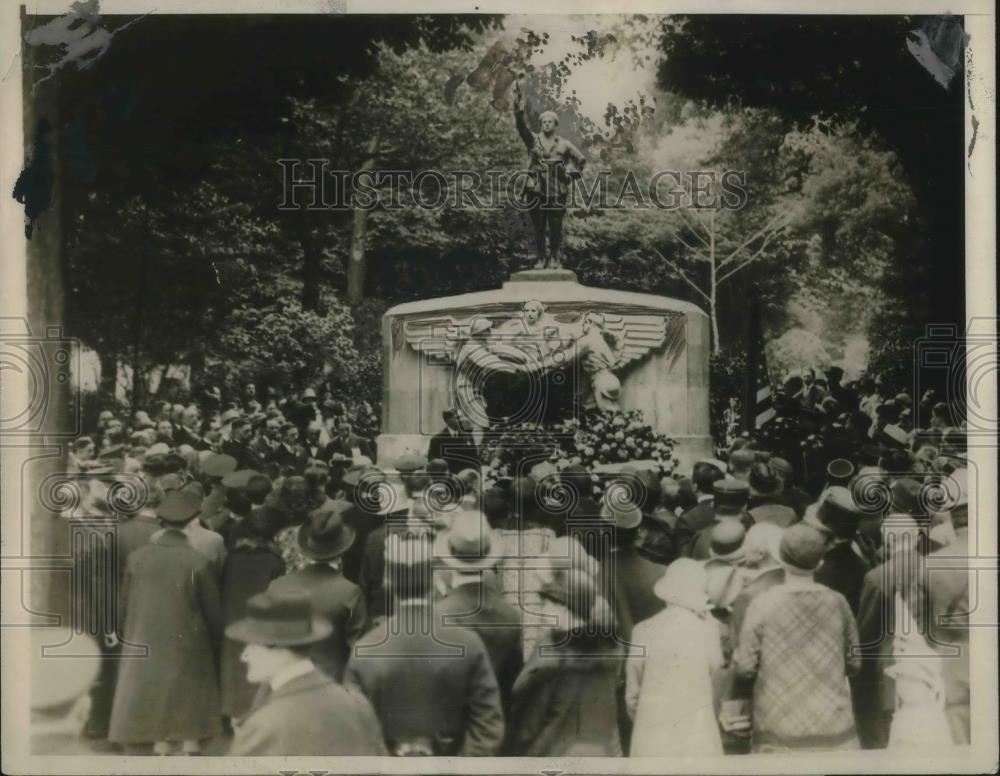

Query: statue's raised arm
left=511, top=73, right=586, bottom=271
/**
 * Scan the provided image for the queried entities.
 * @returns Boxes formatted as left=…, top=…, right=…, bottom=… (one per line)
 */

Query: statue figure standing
left=512, top=74, right=587, bottom=270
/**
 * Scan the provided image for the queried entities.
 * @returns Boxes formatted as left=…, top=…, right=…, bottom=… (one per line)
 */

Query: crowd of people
left=32, top=372, right=973, bottom=757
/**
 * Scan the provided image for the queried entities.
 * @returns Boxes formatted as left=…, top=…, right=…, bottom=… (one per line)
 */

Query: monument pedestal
left=379, top=270, right=712, bottom=470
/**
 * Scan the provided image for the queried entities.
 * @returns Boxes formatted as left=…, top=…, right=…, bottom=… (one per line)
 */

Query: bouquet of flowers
left=481, top=409, right=678, bottom=490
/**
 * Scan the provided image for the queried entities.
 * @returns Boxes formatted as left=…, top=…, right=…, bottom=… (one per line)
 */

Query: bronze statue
left=512, top=75, right=586, bottom=270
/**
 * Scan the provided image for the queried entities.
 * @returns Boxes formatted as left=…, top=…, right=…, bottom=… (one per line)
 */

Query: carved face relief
left=524, top=300, right=544, bottom=325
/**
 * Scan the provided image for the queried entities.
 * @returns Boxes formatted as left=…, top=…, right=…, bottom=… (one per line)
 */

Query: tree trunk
left=301, top=226, right=321, bottom=311
left=98, top=349, right=118, bottom=402
left=347, top=131, right=382, bottom=303
left=708, top=210, right=720, bottom=354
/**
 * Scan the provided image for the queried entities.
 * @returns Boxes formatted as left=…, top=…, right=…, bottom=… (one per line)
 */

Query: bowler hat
left=297, top=500, right=355, bottom=560
left=826, top=458, right=855, bottom=486
left=154, top=489, right=201, bottom=525
left=434, top=510, right=503, bottom=570
left=426, top=458, right=449, bottom=477
left=29, top=628, right=102, bottom=711
left=202, top=453, right=238, bottom=479
left=225, top=589, right=333, bottom=646
left=710, top=520, right=746, bottom=562
left=779, top=523, right=827, bottom=573
left=806, top=486, right=863, bottom=538
left=713, top=478, right=750, bottom=513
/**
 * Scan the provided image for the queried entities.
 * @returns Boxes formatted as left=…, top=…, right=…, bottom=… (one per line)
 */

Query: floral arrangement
left=480, top=409, right=678, bottom=488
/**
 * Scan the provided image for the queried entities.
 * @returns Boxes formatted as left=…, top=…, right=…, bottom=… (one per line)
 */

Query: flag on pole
left=743, top=291, right=775, bottom=432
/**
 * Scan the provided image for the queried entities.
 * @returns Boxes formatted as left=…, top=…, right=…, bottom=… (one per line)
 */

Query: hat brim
left=433, top=530, right=504, bottom=570
left=710, top=547, right=746, bottom=563
left=296, top=522, right=356, bottom=560
left=803, top=511, right=834, bottom=534
left=225, top=615, right=333, bottom=646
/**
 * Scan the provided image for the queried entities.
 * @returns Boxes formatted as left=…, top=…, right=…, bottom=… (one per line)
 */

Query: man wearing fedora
left=433, top=510, right=523, bottom=715
left=602, top=501, right=666, bottom=641
left=806, top=486, right=872, bottom=616
left=747, top=462, right=796, bottom=528
left=108, top=490, right=223, bottom=755
left=226, top=590, right=386, bottom=755
left=346, top=534, right=505, bottom=756
left=267, top=499, right=367, bottom=682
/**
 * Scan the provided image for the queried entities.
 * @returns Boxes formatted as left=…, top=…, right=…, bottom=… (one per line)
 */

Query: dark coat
left=359, top=523, right=391, bottom=622
left=425, top=428, right=479, bottom=473
left=612, top=545, right=666, bottom=638
left=222, top=439, right=266, bottom=472
left=324, top=434, right=375, bottom=463
left=269, top=563, right=367, bottom=680
left=815, top=541, right=872, bottom=616
left=340, top=505, right=383, bottom=585
left=115, top=513, right=160, bottom=587
left=505, top=640, right=625, bottom=756
left=270, top=442, right=309, bottom=472
left=346, top=602, right=505, bottom=755
left=230, top=668, right=386, bottom=756
left=434, top=579, right=523, bottom=714
left=675, top=499, right=715, bottom=556
left=220, top=537, right=286, bottom=719
left=109, top=530, right=223, bottom=744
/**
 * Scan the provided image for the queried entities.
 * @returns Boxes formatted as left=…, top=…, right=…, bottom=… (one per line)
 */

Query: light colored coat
left=626, top=605, right=724, bottom=757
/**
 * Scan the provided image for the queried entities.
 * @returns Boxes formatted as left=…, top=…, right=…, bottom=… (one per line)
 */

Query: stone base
left=508, top=268, right=578, bottom=283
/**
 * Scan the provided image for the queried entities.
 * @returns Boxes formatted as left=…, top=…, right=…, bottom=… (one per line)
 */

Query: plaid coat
left=734, top=580, right=861, bottom=751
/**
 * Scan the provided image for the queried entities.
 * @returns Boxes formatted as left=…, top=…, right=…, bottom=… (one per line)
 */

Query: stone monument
left=378, top=269, right=712, bottom=471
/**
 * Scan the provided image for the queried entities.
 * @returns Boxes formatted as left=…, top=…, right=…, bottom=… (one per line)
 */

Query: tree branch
left=671, top=229, right=710, bottom=262
left=651, top=247, right=710, bottom=302
left=716, top=212, right=789, bottom=270
left=717, top=226, right=787, bottom=284
left=679, top=208, right=712, bottom=250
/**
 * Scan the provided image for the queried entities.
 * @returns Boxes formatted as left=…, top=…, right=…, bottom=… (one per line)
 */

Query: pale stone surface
left=379, top=271, right=711, bottom=471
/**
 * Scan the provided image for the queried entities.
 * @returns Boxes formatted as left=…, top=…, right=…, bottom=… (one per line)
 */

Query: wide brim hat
left=154, top=489, right=202, bottom=525
left=222, top=468, right=260, bottom=490
left=805, top=486, right=863, bottom=538
left=202, top=453, right=238, bottom=479
left=434, top=510, right=504, bottom=569
left=394, top=453, right=428, bottom=473
left=653, top=557, right=710, bottom=612
left=225, top=590, right=333, bottom=647
left=297, top=500, right=356, bottom=560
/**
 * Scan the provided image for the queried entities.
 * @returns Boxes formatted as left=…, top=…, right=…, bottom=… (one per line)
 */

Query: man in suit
left=346, top=533, right=505, bottom=756
left=426, top=409, right=479, bottom=474
left=674, top=459, right=725, bottom=556
left=324, top=420, right=374, bottom=463
left=226, top=589, right=386, bottom=755
left=268, top=499, right=367, bottom=680
left=434, top=510, right=523, bottom=714
left=270, top=423, right=308, bottom=472
left=223, top=418, right=266, bottom=472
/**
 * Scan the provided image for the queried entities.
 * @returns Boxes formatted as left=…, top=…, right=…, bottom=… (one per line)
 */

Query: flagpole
left=743, top=288, right=761, bottom=435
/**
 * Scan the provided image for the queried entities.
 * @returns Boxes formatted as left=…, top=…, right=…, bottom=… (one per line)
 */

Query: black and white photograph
left=0, top=2, right=996, bottom=772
